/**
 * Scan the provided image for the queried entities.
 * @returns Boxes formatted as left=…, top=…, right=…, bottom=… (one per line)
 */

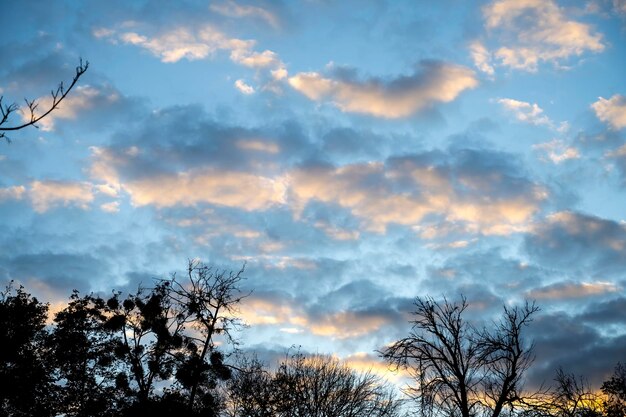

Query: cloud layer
left=289, top=62, right=478, bottom=118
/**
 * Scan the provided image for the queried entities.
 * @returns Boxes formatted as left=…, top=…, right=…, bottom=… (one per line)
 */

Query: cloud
left=424, top=248, right=548, bottom=298
left=290, top=149, right=547, bottom=234
left=308, top=310, right=392, bottom=339
left=97, top=23, right=285, bottom=72
left=497, top=98, right=552, bottom=126
left=238, top=291, right=399, bottom=340
left=580, top=297, right=626, bottom=325
left=91, top=114, right=547, bottom=236
left=122, top=168, right=287, bottom=210
left=288, top=61, right=478, bottom=118
left=342, top=352, right=408, bottom=383
left=210, top=0, right=280, bottom=28
left=29, top=180, right=94, bottom=213
left=100, top=201, right=120, bottom=213
left=469, top=41, right=495, bottom=76
left=19, top=85, right=120, bottom=131
left=526, top=211, right=626, bottom=275
left=607, top=144, right=626, bottom=185
left=591, top=94, right=626, bottom=130
left=532, top=139, right=580, bottom=164
left=528, top=312, right=625, bottom=388
left=239, top=293, right=308, bottom=327
left=481, top=0, right=605, bottom=72
left=234, top=79, right=255, bottom=95
left=528, top=280, right=620, bottom=300
left=118, top=29, right=215, bottom=63
left=0, top=185, right=25, bottom=202
left=236, top=139, right=279, bottom=154
left=3, top=252, right=112, bottom=296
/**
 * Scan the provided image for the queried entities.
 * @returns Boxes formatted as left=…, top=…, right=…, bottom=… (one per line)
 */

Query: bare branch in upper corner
left=0, top=58, right=89, bottom=142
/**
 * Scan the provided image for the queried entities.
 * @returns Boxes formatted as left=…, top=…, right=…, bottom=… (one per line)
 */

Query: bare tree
left=224, top=352, right=402, bottom=417
left=224, top=356, right=277, bottom=417
left=522, top=368, right=604, bottom=417
left=272, top=352, right=402, bottom=417
left=381, top=296, right=538, bottom=417
left=0, top=59, right=88, bottom=142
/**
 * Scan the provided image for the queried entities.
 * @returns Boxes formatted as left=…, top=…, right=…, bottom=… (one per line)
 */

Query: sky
left=1, top=0, right=626, bottom=390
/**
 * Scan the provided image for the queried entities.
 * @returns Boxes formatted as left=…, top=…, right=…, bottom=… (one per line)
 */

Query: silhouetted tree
left=521, top=368, right=604, bottom=417
left=165, top=260, right=248, bottom=414
left=602, top=362, right=626, bottom=417
left=0, top=59, right=88, bottom=142
left=0, top=282, right=55, bottom=417
left=226, top=352, right=402, bottom=417
left=224, top=356, right=276, bottom=417
left=102, top=282, right=187, bottom=412
left=382, top=296, right=538, bottom=417
left=274, top=352, right=402, bottom=417
left=48, top=291, right=122, bottom=417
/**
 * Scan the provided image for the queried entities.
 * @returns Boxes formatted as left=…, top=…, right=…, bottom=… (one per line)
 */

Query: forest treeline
left=1, top=260, right=624, bottom=417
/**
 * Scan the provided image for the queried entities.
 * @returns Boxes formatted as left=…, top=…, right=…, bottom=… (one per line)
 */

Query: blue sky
left=1, top=0, right=626, bottom=389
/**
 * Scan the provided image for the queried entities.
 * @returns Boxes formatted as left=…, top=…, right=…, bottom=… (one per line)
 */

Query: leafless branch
left=0, top=58, right=88, bottom=142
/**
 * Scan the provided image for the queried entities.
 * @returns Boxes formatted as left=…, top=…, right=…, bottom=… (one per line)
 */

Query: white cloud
left=591, top=94, right=626, bottom=130
left=497, top=98, right=562, bottom=129
left=122, top=168, right=287, bottom=211
left=119, top=29, right=212, bottom=63
left=238, top=295, right=391, bottom=339
left=532, top=139, right=580, bottom=164
left=234, top=79, right=255, bottom=95
left=482, top=0, right=605, bottom=72
left=97, top=24, right=285, bottom=72
left=90, top=146, right=545, bottom=236
left=210, top=0, right=279, bottom=28
left=0, top=185, right=26, bottom=201
left=230, top=49, right=282, bottom=69
left=289, top=160, right=546, bottom=235
left=271, top=67, right=288, bottom=80
left=469, top=41, right=495, bottom=76
left=29, top=181, right=94, bottom=213
left=100, top=201, right=120, bottom=213
left=288, top=62, right=478, bottom=118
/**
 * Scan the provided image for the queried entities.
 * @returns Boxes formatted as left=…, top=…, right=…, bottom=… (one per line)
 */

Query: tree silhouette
left=381, top=296, right=538, bottom=417
left=0, top=282, right=55, bottom=417
left=165, top=260, right=248, bottom=413
left=48, top=291, right=123, bottom=417
left=100, top=282, right=188, bottom=411
left=602, top=362, right=626, bottom=417
left=225, top=356, right=276, bottom=417
left=226, top=352, right=402, bottom=417
left=0, top=59, right=88, bottom=142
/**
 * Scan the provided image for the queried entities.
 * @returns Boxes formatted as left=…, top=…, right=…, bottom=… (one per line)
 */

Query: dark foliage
left=48, top=291, right=123, bottom=416
left=0, top=283, right=55, bottom=417
left=602, top=363, right=626, bottom=417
